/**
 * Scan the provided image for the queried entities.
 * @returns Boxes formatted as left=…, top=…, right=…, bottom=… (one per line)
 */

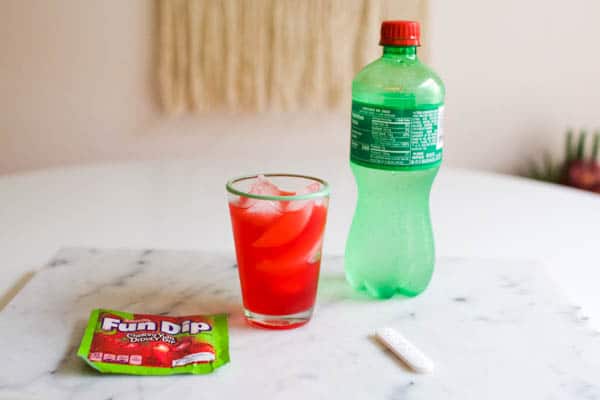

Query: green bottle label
left=350, top=101, right=444, bottom=169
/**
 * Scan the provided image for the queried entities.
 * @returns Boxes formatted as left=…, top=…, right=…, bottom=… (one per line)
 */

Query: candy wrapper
left=77, top=309, right=229, bottom=375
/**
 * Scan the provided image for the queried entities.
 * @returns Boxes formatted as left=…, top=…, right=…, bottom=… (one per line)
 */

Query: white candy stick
left=375, top=327, right=435, bottom=374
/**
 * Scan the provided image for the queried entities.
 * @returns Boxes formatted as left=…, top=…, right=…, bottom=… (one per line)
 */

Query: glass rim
left=226, top=173, right=330, bottom=201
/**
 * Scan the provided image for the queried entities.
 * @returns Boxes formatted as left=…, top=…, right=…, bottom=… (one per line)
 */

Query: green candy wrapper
left=77, top=309, right=229, bottom=375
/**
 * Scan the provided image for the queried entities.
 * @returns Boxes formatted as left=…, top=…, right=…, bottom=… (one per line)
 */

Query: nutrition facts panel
left=350, top=102, right=443, bottom=169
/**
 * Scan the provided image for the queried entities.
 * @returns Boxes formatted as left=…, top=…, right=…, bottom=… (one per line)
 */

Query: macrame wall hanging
left=157, top=0, right=424, bottom=114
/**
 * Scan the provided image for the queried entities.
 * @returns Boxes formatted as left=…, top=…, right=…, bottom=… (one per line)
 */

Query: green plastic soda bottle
left=345, top=21, right=445, bottom=299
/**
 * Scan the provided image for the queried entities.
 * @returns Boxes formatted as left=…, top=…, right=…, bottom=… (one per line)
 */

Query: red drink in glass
left=226, top=174, right=329, bottom=329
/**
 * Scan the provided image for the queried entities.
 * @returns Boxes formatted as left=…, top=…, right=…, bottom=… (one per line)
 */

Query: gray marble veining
left=0, top=248, right=599, bottom=399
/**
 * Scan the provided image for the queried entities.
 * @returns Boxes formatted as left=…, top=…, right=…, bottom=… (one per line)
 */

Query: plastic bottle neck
left=382, top=46, right=418, bottom=61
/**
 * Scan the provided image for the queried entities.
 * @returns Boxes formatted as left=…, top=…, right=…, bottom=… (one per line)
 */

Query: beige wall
left=0, top=0, right=366, bottom=175
left=1, top=0, right=155, bottom=173
left=428, top=0, right=600, bottom=173
left=2, top=0, right=600, bottom=175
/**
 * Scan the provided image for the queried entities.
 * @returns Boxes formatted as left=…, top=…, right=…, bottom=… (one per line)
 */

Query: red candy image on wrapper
left=78, top=309, right=229, bottom=375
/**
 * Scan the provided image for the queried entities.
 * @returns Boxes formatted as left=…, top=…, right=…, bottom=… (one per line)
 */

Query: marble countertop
left=1, top=160, right=600, bottom=398
left=1, top=248, right=599, bottom=399
left=1, top=161, right=599, bottom=327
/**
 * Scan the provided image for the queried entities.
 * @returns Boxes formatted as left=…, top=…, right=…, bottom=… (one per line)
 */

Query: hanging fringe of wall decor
left=157, top=0, right=424, bottom=114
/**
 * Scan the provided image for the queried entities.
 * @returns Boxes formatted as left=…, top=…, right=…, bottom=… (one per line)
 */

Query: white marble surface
left=1, top=248, right=599, bottom=399
left=2, top=162, right=600, bottom=332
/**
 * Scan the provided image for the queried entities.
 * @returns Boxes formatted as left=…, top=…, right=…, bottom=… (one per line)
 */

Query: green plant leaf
left=543, top=152, right=553, bottom=175
left=566, top=129, right=575, bottom=162
left=592, top=131, right=599, bottom=162
left=555, top=160, right=566, bottom=182
left=576, top=130, right=587, bottom=160
left=526, top=155, right=560, bottom=183
left=542, top=152, right=559, bottom=182
left=526, top=160, right=542, bottom=180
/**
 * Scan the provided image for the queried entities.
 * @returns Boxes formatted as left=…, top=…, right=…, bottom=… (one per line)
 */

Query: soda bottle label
left=350, top=101, right=443, bottom=169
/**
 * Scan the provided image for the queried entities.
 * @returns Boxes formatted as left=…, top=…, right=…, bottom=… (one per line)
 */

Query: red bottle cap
left=379, top=21, right=421, bottom=46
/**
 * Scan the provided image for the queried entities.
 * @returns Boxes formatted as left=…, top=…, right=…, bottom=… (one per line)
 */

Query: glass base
left=244, top=308, right=313, bottom=330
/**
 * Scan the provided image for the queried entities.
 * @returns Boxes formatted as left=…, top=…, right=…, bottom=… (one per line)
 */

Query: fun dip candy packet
left=77, top=309, right=229, bottom=375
